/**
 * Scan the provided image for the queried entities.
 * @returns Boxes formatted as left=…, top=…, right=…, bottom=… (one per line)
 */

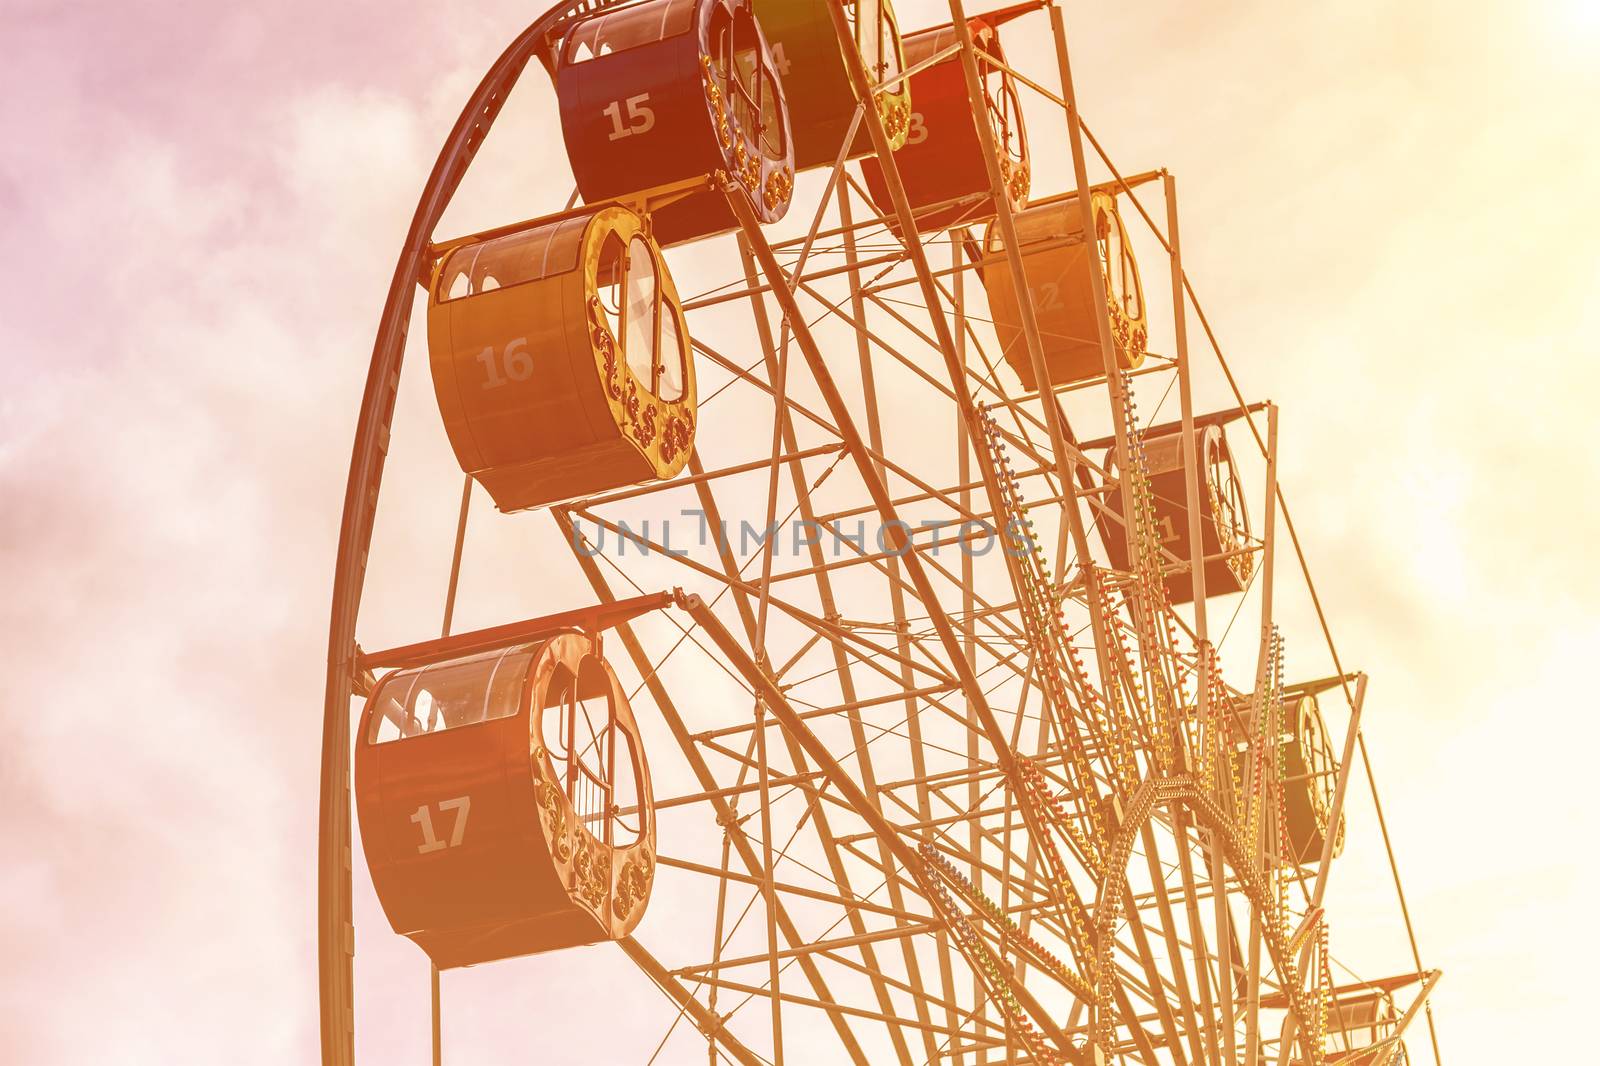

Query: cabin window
left=1097, top=210, right=1142, bottom=321
left=981, top=40, right=1026, bottom=167
left=1206, top=433, right=1246, bottom=543
left=1301, top=705, right=1337, bottom=812
left=541, top=656, right=640, bottom=846
left=658, top=307, right=687, bottom=402
left=1327, top=993, right=1392, bottom=1052
left=600, top=232, right=681, bottom=402
left=997, top=80, right=1025, bottom=165
left=730, top=15, right=760, bottom=137
left=709, top=6, right=732, bottom=84
left=623, top=236, right=660, bottom=389
left=610, top=729, right=645, bottom=847
left=877, top=7, right=901, bottom=85
left=994, top=197, right=1066, bottom=257
left=565, top=0, right=697, bottom=64
left=912, top=27, right=956, bottom=65
left=438, top=217, right=586, bottom=304
left=852, top=1, right=884, bottom=84
left=757, top=61, right=784, bottom=158
left=727, top=12, right=785, bottom=160
left=1097, top=209, right=1142, bottom=320
left=1097, top=209, right=1123, bottom=309
left=1119, top=222, right=1142, bottom=319
left=597, top=233, right=627, bottom=338
left=368, top=647, right=534, bottom=744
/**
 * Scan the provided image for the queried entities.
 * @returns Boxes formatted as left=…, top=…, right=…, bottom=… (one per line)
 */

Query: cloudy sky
left=2, top=0, right=1596, bottom=1062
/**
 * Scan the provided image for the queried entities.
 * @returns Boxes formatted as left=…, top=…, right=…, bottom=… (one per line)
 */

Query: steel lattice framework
left=317, top=3, right=1442, bottom=1064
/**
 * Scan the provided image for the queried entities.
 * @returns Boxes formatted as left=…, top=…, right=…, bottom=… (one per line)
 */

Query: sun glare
left=1561, top=0, right=1600, bottom=35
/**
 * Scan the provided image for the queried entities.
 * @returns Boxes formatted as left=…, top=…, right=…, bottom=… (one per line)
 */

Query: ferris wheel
left=317, top=2, right=1443, bottom=1064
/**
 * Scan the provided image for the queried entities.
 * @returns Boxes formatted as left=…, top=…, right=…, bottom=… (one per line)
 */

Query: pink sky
left=2, top=1, right=1597, bottom=1061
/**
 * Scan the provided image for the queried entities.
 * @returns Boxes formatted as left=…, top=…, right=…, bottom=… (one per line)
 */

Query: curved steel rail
left=316, top=4, right=626, bottom=1061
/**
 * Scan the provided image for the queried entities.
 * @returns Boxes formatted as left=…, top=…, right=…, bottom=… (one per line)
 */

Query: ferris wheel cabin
left=1228, top=686, right=1345, bottom=867
left=427, top=205, right=696, bottom=512
left=752, top=0, right=911, bottom=169
left=1324, top=982, right=1411, bottom=1065
left=859, top=11, right=1031, bottom=233
left=554, top=0, right=793, bottom=246
left=1259, top=972, right=1425, bottom=1066
left=354, top=632, right=656, bottom=969
left=1096, top=422, right=1253, bottom=604
left=981, top=187, right=1148, bottom=391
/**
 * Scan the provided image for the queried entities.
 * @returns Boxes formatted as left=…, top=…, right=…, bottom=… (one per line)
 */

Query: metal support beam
left=684, top=593, right=1088, bottom=1065
left=619, top=936, right=767, bottom=1066
left=554, top=525, right=873, bottom=1066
